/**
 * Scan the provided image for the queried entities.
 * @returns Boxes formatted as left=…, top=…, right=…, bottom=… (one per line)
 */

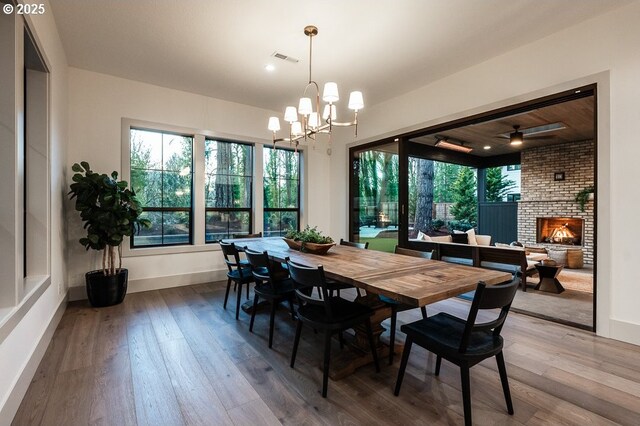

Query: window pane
left=134, top=211, right=163, bottom=246
left=162, top=171, right=192, bottom=208
left=163, top=211, right=191, bottom=244
left=278, top=178, right=299, bottom=208
left=131, top=129, right=162, bottom=170
left=204, top=140, right=253, bottom=209
left=263, top=211, right=298, bottom=237
left=205, top=211, right=250, bottom=242
left=131, top=169, right=162, bottom=207
left=163, top=134, right=192, bottom=172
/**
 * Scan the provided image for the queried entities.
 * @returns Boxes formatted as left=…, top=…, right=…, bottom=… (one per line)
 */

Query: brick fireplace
left=518, top=140, right=594, bottom=265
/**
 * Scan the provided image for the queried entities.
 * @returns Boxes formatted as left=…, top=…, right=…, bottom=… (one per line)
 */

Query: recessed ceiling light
left=265, top=64, right=275, bottom=72
left=483, top=145, right=491, bottom=150
left=575, top=89, right=581, bottom=93
left=394, top=138, right=399, bottom=142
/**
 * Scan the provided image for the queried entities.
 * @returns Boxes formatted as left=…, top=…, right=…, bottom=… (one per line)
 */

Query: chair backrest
left=286, top=259, right=334, bottom=318
left=394, top=245, right=433, bottom=259
left=219, top=241, right=242, bottom=272
left=244, top=247, right=272, bottom=281
left=339, top=238, right=369, bottom=249
left=232, top=232, right=262, bottom=239
left=459, top=278, right=519, bottom=353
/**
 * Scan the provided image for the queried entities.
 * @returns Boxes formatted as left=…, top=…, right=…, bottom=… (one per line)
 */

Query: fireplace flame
left=549, top=223, right=576, bottom=243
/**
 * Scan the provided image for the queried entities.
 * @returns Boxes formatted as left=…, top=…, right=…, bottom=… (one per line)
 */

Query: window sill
left=122, top=242, right=222, bottom=258
left=0, top=275, right=51, bottom=345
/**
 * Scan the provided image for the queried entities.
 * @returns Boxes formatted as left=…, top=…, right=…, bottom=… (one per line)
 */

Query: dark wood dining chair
left=339, top=238, right=369, bottom=249
left=219, top=241, right=255, bottom=320
left=287, top=259, right=380, bottom=398
left=381, top=245, right=433, bottom=365
left=322, top=239, right=369, bottom=299
left=244, top=248, right=296, bottom=349
left=232, top=231, right=263, bottom=239
left=394, top=278, right=519, bottom=426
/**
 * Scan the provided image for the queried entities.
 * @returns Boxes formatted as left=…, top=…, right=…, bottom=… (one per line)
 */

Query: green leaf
left=72, top=163, right=83, bottom=172
left=80, top=161, right=90, bottom=172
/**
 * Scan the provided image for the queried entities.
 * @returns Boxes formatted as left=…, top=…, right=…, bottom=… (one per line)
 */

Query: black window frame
left=129, top=127, right=194, bottom=248
left=263, top=146, right=301, bottom=237
left=204, top=139, right=254, bottom=243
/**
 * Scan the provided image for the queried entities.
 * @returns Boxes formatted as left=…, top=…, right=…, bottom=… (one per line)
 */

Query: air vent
left=271, top=52, right=299, bottom=63
left=499, top=122, right=567, bottom=137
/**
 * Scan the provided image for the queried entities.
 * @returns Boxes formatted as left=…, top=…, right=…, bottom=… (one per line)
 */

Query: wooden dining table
left=227, top=237, right=512, bottom=378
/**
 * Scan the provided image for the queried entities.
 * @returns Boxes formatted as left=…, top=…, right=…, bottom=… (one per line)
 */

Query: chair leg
left=317, top=287, right=322, bottom=298
left=235, top=282, right=243, bottom=320
left=420, top=306, right=427, bottom=319
left=435, top=355, right=442, bottom=376
left=460, top=365, right=472, bottom=426
left=268, top=300, right=277, bottom=348
left=290, top=320, right=303, bottom=368
left=249, top=294, right=259, bottom=332
left=322, top=330, right=332, bottom=398
left=288, top=296, right=296, bottom=320
left=496, top=351, right=514, bottom=415
left=389, top=306, right=397, bottom=365
left=223, top=278, right=232, bottom=309
left=394, top=337, right=413, bottom=396
left=365, top=319, right=380, bottom=373
left=338, top=331, right=345, bottom=349
left=246, top=281, right=250, bottom=299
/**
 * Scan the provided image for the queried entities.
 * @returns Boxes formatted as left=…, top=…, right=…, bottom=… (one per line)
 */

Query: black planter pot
left=85, top=269, right=128, bottom=307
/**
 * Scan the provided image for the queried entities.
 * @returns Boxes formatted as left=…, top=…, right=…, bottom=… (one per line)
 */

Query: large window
left=130, top=129, right=193, bottom=247
left=263, top=147, right=300, bottom=237
left=204, top=140, right=253, bottom=241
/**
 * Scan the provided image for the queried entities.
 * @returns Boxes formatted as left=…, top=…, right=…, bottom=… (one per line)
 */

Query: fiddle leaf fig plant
left=68, top=161, right=151, bottom=276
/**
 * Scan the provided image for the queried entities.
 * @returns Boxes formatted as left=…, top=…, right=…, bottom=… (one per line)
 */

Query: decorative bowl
left=283, top=238, right=303, bottom=250
left=301, top=241, right=336, bottom=255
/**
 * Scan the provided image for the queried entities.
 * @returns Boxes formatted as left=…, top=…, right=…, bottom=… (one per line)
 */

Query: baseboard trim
left=610, top=318, right=640, bottom=346
left=68, top=269, right=228, bottom=301
left=1, top=293, right=67, bottom=426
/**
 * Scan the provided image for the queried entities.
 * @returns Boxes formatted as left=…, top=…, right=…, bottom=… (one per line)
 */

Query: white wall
left=329, top=1, right=640, bottom=345
left=66, top=68, right=332, bottom=294
left=0, top=0, right=69, bottom=421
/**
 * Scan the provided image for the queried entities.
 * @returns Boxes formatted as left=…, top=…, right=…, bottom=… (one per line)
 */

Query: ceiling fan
left=497, top=123, right=562, bottom=146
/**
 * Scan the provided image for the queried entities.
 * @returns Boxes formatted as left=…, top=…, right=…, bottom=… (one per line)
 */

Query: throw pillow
left=466, top=228, right=478, bottom=246
left=451, top=233, right=468, bottom=244
left=423, top=234, right=432, bottom=241
left=417, top=231, right=427, bottom=240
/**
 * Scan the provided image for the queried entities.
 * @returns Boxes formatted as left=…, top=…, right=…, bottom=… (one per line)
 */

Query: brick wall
left=518, top=140, right=595, bottom=264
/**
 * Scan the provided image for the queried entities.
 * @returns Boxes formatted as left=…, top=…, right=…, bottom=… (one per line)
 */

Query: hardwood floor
left=12, top=282, right=640, bottom=425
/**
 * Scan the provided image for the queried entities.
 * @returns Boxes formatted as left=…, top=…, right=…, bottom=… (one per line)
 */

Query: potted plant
left=575, top=186, right=595, bottom=212
left=284, top=226, right=335, bottom=255
left=68, top=162, right=151, bottom=307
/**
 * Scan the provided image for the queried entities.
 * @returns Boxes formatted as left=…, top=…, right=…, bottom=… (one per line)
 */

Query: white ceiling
left=50, top=0, right=630, bottom=113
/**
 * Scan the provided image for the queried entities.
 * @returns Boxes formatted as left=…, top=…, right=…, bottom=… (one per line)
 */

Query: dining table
left=227, top=237, right=512, bottom=379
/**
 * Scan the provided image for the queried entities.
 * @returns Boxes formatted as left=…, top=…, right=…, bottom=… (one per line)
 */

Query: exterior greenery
left=450, top=166, right=478, bottom=225
left=69, top=161, right=150, bottom=275
left=263, top=147, right=300, bottom=236
left=130, top=129, right=193, bottom=246
left=485, top=167, right=516, bottom=202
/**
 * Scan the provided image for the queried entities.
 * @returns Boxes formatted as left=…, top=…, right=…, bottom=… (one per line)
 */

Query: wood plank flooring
left=12, top=282, right=640, bottom=425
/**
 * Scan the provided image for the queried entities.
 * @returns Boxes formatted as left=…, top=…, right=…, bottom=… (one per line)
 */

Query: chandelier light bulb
left=284, top=106, right=297, bottom=123
left=291, top=121, right=303, bottom=136
left=268, top=117, right=281, bottom=132
left=323, top=104, right=337, bottom=121
left=322, top=82, right=339, bottom=103
left=308, top=112, right=320, bottom=129
left=348, top=91, right=364, bottom=110
left=298, top=97, right=313, bottom=116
